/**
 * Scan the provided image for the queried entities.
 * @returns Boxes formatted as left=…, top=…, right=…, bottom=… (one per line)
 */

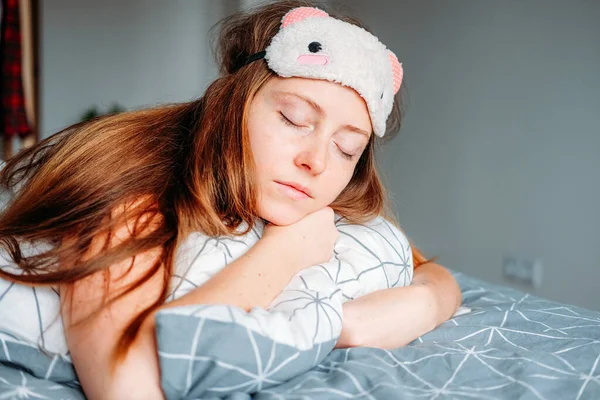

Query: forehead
left=264, top=76, right=355, bottom=96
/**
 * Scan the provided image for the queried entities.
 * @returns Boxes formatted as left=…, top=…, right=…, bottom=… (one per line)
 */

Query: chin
left=257, top=200, right=308, bottom=226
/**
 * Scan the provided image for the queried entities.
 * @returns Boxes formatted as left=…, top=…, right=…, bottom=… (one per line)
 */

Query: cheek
left=320, top=167, right=355, bottom=203
left=249, top=123, right=299, bottom=180
left=248, top=122, right=280, bottom=175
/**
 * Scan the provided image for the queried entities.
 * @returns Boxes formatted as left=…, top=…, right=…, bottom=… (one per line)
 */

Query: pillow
left=157, top=216, right=413, bottom=399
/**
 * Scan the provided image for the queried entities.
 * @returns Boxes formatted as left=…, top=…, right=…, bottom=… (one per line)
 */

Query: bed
left=1, top=271, right=599, bottom=399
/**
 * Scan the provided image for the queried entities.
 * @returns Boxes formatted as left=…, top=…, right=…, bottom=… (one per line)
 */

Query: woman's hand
left=335, top=263, right=462, bottom=349
left=262, top=207, right=338, bottom=269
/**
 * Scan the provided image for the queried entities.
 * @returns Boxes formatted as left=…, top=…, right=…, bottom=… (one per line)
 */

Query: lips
left=275, top=181, right=312, bottom=199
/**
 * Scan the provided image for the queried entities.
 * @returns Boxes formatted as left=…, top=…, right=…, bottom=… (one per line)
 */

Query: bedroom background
left=1, top=0, right=598, bottom=311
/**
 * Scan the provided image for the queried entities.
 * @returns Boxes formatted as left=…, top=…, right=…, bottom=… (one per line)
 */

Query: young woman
left=0, top=1, right=461, bottom=398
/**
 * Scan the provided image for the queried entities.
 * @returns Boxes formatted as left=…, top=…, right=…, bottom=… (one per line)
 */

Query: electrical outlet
left=502, top=255, right=543, bottom=288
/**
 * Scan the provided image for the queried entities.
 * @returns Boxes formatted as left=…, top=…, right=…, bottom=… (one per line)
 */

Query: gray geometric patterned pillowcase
left=157, top=216, right=413, bottom=399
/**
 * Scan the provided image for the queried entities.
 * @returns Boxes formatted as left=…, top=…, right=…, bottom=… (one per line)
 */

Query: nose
left=294, top=136, right=328, bottom=175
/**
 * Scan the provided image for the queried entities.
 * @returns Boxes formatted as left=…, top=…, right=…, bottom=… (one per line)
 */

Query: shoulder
left=177, top=220, right=263, bottom=257
left=335, top=215, right=410, bottom=249
left=334, top=215, right=412, bottom=262
left=174, top=220, right=263, bottom=272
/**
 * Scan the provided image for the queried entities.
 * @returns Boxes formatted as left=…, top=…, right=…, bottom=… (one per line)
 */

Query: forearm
left=336, top=263, right=461, bottom=348
left=158, top=235, right=301, bottom=314
left=411, top=263, right=462, bottom=323
left=71, top=237, right=301, bottom=399
left=135, top=234, right=303, bottom=358
left=336, top=284, right=437, bottom=348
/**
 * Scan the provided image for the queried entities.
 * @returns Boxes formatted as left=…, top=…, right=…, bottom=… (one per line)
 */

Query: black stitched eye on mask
left=308, top=42, right=322, bottom=53
left=381, top=92, right=384, bottom=99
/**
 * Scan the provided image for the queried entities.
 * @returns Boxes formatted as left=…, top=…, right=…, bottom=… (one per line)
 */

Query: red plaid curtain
left=1, top=0, right=32, bottom=139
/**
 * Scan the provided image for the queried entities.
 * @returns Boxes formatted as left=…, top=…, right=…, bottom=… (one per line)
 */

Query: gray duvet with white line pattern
left=1, top=271, right=599, bottom=399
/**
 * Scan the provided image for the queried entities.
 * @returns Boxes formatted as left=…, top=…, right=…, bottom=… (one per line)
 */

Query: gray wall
left=343, top=0, right=600, bottom=310
left=40, top=0, right=234, bottom=137
left=40, top=1, right=599, bottom=310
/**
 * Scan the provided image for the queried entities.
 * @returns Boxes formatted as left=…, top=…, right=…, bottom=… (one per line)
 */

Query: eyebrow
left=274, top=91, right=371, bottom=137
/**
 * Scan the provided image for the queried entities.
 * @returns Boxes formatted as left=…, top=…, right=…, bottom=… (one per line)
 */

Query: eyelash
left=278, top=112, right=354, bottom=161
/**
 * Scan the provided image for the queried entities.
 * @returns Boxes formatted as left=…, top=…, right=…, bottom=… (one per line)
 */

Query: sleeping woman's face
left=247, top=76, right=372, bottom=226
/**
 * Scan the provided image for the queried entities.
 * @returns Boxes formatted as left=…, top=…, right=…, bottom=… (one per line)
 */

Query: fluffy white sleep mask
left=234, top=6, right=403, bottom=137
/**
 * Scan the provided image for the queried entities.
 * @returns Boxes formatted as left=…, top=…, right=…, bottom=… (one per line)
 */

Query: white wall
left=343, top=0, right=600, bottom=310
left=40, top=0, right=235, bottom=137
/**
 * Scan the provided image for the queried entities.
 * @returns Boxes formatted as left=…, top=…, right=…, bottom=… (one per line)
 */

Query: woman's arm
left=335, top=263, right=462, bottom=349
left=62, top=236, right=301, bottom=400
left=63, top=207, right=337, bottom=400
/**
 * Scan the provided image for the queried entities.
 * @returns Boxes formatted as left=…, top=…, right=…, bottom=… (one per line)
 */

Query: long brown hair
left=0, top=0, right=429, bottom=360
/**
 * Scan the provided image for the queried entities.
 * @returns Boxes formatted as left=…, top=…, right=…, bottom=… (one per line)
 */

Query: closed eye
left=279, top=112, right=301, bottom=129
left=336, top=146, right=354, bottom=161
